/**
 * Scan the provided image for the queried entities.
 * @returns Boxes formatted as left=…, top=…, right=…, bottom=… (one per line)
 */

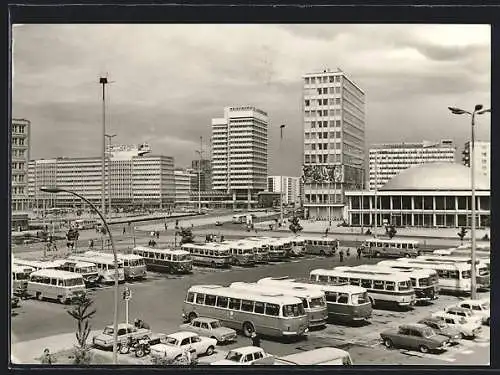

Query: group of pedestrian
left=148, top=239, right=157, bottom=247
left=133, top=318, right=150, bottom=330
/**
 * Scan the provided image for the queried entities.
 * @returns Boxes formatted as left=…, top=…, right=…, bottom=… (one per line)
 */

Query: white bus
left=303, top=237, right=338, bottom=256
left=27, top=269, right=86, bottom=304
left=83, top=251, right=147, bottom=280
left=182, top=285, right=309, bottom=339
left=12, top=264, right=34, bottom=296
left=392, top=258, right=475, bottom=294
left=360, top=238, right=420, bottom=258
left=52, top=259, right=100, bottom=287
left=310, top=268, right=416, bottom=309
left=229, top=281, right=328, bottom=328
left=68, top=255, right=125, bottom=284
left=71, top=219, right=97, bottom=230
left=13, top=259, right=59, bottom=272
left=261, top=238, right=288, bottom=261
left=286, top=236, right=306, bottom=257
left=433, top=248, right=490, bottom=259
left=181, top=243, right=232, bottom=268
left=132, top=246, right=192, bottom=274
left=337, top=264, right=439, bottom=303
left=238, top=239, right=269, bottom=263
left=228, top=242, right=256, bottom=266
left=257, top=277, right=372, bottom=323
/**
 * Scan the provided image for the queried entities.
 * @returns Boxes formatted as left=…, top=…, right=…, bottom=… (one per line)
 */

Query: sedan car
left=431, top=311, right=482, bottom=339
left=150, top=331, right=217, bottom=361
left=179, top=317, right=237, bottom=344
left=417, top=317, right=461, bottom=342
left=215, top=221, right=223, bottom=226
left=92, top=323, right=152, bottom=350
left=443, top=306, right=483, bottom=326
left=380, top=324, right=450, bottom=353
left=456, top=299, right=490, bottom=325
left=211, top=346, right=273, bottom=365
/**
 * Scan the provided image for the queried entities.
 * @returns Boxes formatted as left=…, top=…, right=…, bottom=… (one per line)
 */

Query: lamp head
left=474, top=104, right=484, bottom=112
left=40, top=186, right=63, bottom=193
left=448, top=107, right=469, bottom=115
left=280, top=124, right=286, bottom=129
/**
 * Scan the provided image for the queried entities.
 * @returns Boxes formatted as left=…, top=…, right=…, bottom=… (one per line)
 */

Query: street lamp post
left=279, top=125, right=286, bottom=226
left=448, top=105, right=490, bottom=299
left=105, top=133, right=117, bottom=219
left=40, top=186, right=120, bottom=364
left=99, top=77, right=109, bottom=218
left=196, top=136, right=203, bottom=215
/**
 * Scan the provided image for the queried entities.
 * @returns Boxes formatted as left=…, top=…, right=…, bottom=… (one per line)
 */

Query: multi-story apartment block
left=302, top=69, right=365, bottom=220
left=211, top=106, right=268, bottom=207
left=462, top=140, right=490, bottom=180
left=174, top=169, right=196, bottom=207
left=28, top=144, right=175, bottom=210
left=190, top=159, right=212, bottom=192
left=369, top=139, right=456, bottom=190
left=267, top=176, right=301, bottom=205
left=12, top=118, right=31, bottom=230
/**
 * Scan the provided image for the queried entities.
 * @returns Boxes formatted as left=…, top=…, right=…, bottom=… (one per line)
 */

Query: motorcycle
left=119, top=336, right=151, bottom=357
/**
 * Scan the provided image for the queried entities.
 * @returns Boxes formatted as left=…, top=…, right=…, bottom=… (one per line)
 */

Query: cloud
left=12, top=24, right=490, bottom=175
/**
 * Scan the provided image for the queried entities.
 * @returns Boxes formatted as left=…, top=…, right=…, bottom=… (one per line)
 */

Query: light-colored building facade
left=28, top=145, right=175, bottom=209
left=267, top=176, right=301, bottom=205
left=211, top=106, right=268, bottom=207
left=12, top=118, right=31, bottom=230
left=369, top=139, right=456, bottom=190
left=302, top=69, right=365, bottom=220
left=174, top=169, right=196, bottom=207
left=190, top=159, right=212, bottom=192
left=462, top=140, right=490, bottom=181
left=345, top=163, right=490, bottom=229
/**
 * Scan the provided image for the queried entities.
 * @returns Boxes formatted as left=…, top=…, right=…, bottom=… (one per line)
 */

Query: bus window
left=186, top=292, right=195, bottom=303
left=254, top=301, right=265, bottom=314
left=241, top=300, right=254, bottom=312
left=402, top=243, right=407, bottom=249
left=216, top=296, right=229, bottom=308
left=373, top=280, right=384, bottom=290
left=318, top=275, right=329, bottom=283
left=461, top=270, right=471, bottom=279
left=265, top=303, right=279, bottom=316
left=398, top=281, right=410, bottom=290
left=361, top=279, right=372, bottom=288
left=450, top=271, right=459, bottom=279
left=396, top=243, right=401, bottom=249
left=350, top=278, right=360, bottom=286
left=301, top=299, right=309, bottom=308
left=338, top=277, right=348, bottom=283
left=352, top=292, right=369, bottom=305
left=196, top=293, right=205, bottom=304
left=229, top=298, right=241, bottom=310
left=325, top=292, right=337, bottom=302
left=51, top=278, right=57, bottom=286
left=385, top=281, right=395, bottom=291
left=205, top=295, right=216, bottom=306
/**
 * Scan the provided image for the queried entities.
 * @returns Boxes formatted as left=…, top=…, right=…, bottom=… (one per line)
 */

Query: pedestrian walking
left=250, top=332, right=261, bottom=347
left=41, top=348, right=53, bottom=364
left=123, top=227, right=126, bottom=235
left=89, top=239, right=94, bottom=249
left=339, top=249, right=344, bottom=263
left=164, top=223, right=168, bottom=231
left=220, top=235, right=225, bottom=242
left=156, top=231, right=160, bottom=239
left=357, top=247, right=362, bottom=260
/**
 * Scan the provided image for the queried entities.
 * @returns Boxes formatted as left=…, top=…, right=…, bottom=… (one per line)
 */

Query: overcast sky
left=12, top=24, right=490, bottom=175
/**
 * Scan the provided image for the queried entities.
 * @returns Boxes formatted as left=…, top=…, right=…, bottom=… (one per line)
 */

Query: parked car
left=417, top=317, right=462, bottom=342
left=92, top=323, right=152, bottom=350
left=443, top=306, right=483, bottom=326
left=211, top=346, right=273, bottom=365
left=150, top=331, right=217, bottom=361
left=179, top=317, right=237, bottom=344
left=380, top=324, right=450, bottom=353
left=215, top=221, right=223, bottom=227
left=272, top=347, right=353, bottom=365
left=431, top=311, right=482, bottom=339
left=455, top=299, right=490, bottom=325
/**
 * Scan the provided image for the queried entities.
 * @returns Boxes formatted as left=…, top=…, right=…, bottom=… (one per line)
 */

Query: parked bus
left=132, top=246, right=192, bottom=274
left=12, top=264, right=33, bottom=296
left=181, top=243, right=232, bottom=268
left=240, top=239, right=269, bottom=263
left=250, top=237, right=288, bottom=261
left=229, top=281, right=328, bottom=328
left=257, top=277, right=372, bottom=323
left=13, top=259, right=59, bottom=272
left=390, top=258, right=476, bottom=294
left=68, top=255, right=125, bottom=284
left=232, top=214, right=256, bottom=224
left=336, top=264, right=439, bottom=303
left=228, top=242, right=256, bottom=266
left=287, top=236, right=306, bottom=257
left=415, top=255, right=490, bottom=289
left=360, top=238, right=420, bottom=258
left=303, top=237, right=338, bottom=256
left=310, top=268, right=416, bottom=309
left=83, top=251, right=147, bottom=280
left=71, top=219, right=97, bottom=230
left=26, top=269, right=86, bottom=304
left=52, top=259, right=99, bottom=287
left=182, top=285, right=309, bottom=339
left=433, top=248, right=490, bottom=259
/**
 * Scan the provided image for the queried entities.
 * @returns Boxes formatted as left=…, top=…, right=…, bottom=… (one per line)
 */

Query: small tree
left=67, top=293, right=97, bottom=365
left=289, top=216, right=303, bottom=235
left=178, top=227, right=194, bottom=245
left=386, top=225, right=397, bottom=239
left=457, top=227, right=467, bottom=245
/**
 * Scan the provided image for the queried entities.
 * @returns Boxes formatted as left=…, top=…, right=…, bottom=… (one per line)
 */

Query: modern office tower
left=369, top=139, right=456, bottom=190
left=28, top=144, right=175, bottom=209
left=211, top=106, right=268, bottom=208
left=302, top=69, right=365, bottom=220
left=174, top=169, right=196, bottom=207
left=462, top=140, right=490, bottom=180
left=191, top=159, right=212, bottom=192
left=12, top=118, right=31, bottom=230
left=267, top=176, right=301, bottom=205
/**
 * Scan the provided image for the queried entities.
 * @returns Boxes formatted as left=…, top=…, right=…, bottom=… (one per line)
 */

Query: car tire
left=459, top=332, right=466, bottom=340
left=116, top=343, right=122, bottom=353
left=142, top=335, right=151, bottom=341
left=135, top=348, right=145, bottom=358
left=206, top=345, right=215, bottom=356
left=404, top=253, right=410, bottom=258
left=58, top=296, right=67, bottom=304
left=119, top=343, right=130, bottom=354
left=188, top=312, right=198, bottom=323
left=383, top=338, right=393, bottom=349
left=242, top=322, right=255, bottom=337
left=418, top=345, right=429, bottom=354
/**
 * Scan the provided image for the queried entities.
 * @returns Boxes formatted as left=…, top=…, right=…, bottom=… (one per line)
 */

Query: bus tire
left=36, top=292, right=43, bottom=301
left=319, top=250, right=325, bottom=256
left=242, top=322, right=255, bottom=337
left=58, top=296, right=67, bottom=304
left=188, top=312, right=198, bottom=323
left=404, top=253, right=410, bottom=258
left=211, top=261, right=216, bottom=268
left=369, top=297, right=376, bottom=308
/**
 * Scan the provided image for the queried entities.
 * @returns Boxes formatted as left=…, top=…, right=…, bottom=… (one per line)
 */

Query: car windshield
left=422, top=328, right=435, bottom=338
left=164, top=337, right=179, bottom=346
left=103, top=327, right=114, bottom=335
left=226, top=351, right=243, bottom=361
left=436, top=322, right=447, bottom=329
left=418, top=278, right=429, bottom=287
left=210, top=321, right=221, bottom=329
left=398, top=281, right=410, bottom=290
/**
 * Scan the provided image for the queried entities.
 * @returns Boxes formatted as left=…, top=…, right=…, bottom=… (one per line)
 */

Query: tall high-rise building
left=191, top=159, right=212, bottom=192
left=462, top=140, right=490, bottom=180
left=12, top=118, right=31, bottom=230
left=211, top=106, right=268, bottom=207
left=267, top=176, right=301, bottom=205
left=369, top=139, right=456, bottom=190
left=302, top=69, right=365, bottom=220
left=174, top=169, right=196, bottom=207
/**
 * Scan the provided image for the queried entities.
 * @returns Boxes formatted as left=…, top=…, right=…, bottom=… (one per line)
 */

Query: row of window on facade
left=350, top=213, right=489, bottom=228
left=305, top=194, right=344, bottom=204
left=305, top=154, right=341, bottom=164
left=12, top=138, right=26, bottom=146
left=305, top=98, right=342, bottom=107
left=349, top=195, right=490, bottom=211
left=305, top=75, right=342, bottom=84
left=12, top=125, right=27, bottom=134
left=12, top=186, right=25, bottom=195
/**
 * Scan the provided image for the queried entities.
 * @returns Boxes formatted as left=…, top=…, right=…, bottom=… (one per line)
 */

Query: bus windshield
left=282, top=304, right=305, bottom=317
left=462, top=270, right=471, bottom=279
left=418, top=278, right=429, bottom=287
left=15, top=272, right=30, bottom=280
left=351, top=292, right=369, bottom=305
left=65, top=278, right=84, bottom=287
left=309, top=297, right=326, bottom=308
left=80, top=266, right=97, bottom=273
left=398, top=281, right=410, bottom=290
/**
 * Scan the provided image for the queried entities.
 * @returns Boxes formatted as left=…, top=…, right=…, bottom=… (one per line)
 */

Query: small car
left=92, top=323, right=152, bottom=350
left=456, top=299, right=490, bottom=325
left=417, top=317, right=462, bottom=342
left=380, top=323, right=450, bottom=353
left=150, top=331, right=217, bottom=361
left=211, top=346, right=273, bottom=365
left=215, top=221, right=223, bottom=226
left=179, top=317, right=237, bottom=344
left=443, top=306, right=483, bottom=326
left=431, top=311, right=482, bottom=339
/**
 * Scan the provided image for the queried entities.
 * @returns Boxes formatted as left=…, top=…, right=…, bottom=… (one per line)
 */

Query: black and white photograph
left=10, top=22, right=490, bottom=366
